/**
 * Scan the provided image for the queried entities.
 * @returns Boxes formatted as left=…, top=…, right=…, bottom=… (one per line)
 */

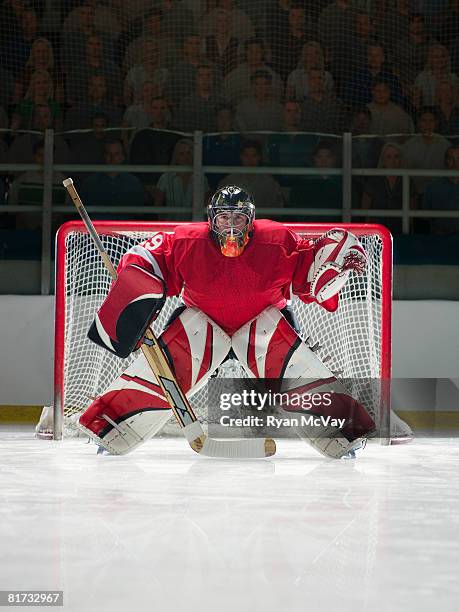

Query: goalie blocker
left=88, top=264, right=166, bottom=358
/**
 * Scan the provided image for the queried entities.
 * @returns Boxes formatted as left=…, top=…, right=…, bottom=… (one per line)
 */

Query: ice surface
left=0, top=426, right=458, bottom=612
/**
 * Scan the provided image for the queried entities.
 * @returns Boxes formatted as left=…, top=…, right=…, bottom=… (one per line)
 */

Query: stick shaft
left=64, top=179, right=117, bottom=279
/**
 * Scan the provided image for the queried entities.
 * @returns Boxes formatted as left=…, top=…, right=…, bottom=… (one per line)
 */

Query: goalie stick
left=62, top=178, right=276, bottom=459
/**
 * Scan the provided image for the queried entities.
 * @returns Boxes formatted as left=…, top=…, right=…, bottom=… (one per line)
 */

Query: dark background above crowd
left=1, top=0, right=459, bottom=248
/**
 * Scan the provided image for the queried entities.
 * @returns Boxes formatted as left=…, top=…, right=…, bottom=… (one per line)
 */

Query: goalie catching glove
left=308, top=229, right=367, bottom=312
left=88, top=263, right=166, bottom=358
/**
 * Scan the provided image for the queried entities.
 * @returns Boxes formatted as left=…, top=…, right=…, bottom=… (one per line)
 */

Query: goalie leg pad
left=231, top=307, right=375, bottom=458
left=79, top=352, right=173, bottom=455
left=79, top=308, right=231, bottom=454
left=159, top=307, right=232, bottom=397
left=88, top=264, right=166, bottom=358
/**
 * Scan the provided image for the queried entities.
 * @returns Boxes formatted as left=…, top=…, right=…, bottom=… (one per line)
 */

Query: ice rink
left=1, top=427, right=458, bottom=612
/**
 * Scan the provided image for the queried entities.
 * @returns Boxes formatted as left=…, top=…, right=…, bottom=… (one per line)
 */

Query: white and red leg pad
left=231, top=307, right=375, bottom=458
left=78, top=354, right=172, bottom=455
left=158, top=307, right=231, bottom=397
left=79, top=308, right=231, bottom=454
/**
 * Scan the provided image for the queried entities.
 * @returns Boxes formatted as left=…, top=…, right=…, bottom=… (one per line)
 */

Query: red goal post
left=53, top=221, right=392, bottom=442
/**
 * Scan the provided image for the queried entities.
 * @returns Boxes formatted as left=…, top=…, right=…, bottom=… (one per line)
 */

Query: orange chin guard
left=220, top=233, right=250, bottom=257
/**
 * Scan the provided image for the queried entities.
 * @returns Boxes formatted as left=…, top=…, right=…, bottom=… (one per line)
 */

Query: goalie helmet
left=208, top=185, right=255, bottom=257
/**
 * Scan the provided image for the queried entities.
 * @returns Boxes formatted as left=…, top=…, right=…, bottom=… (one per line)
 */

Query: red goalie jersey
left=117, top=219, right=340, bottom=336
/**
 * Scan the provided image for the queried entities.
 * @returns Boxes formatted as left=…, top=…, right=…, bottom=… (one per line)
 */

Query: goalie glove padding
left=309, top=229, right=367, bottom=310
left=88, top=264, right=166, bottom=358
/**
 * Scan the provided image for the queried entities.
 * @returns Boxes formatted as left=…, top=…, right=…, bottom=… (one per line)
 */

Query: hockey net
left=45, top=221, right=392, bottom=442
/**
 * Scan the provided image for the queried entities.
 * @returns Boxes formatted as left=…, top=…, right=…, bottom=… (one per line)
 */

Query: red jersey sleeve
left=117, top=232, right=183, bottom=297
left=291, top=235, right=314, bottom=297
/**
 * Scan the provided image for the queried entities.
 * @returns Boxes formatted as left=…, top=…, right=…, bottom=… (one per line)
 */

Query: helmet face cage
left=208, top=186, right=255, bottom=257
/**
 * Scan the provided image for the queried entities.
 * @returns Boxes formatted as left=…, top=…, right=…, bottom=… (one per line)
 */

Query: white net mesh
left=53, top=222, right=390, bottom=439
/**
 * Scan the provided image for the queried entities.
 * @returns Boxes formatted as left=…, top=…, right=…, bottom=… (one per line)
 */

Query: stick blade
left=200, top=436, right=276, bottom=458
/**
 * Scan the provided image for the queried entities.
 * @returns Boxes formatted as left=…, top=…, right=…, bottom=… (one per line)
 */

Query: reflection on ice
left=0, top=431, right=458, bottom=612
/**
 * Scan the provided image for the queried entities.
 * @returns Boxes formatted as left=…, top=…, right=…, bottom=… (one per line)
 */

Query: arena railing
left=1, top=128, right=459, bottom=294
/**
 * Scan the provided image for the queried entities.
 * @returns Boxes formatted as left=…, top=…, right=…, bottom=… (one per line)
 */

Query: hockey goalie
left=76, top=185, right=411, bottom=458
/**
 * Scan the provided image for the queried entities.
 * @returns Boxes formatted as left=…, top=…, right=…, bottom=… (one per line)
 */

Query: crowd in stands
left=0, top=0, right=459, bottom=240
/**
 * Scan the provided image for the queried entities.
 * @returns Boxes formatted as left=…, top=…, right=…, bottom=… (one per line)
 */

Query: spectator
left=318, top=0, right=355, bottom=90
left=318, top=0, right=355, bottom=51
left=435, top=0, right=459, bottom=47
left=203, top=0, right=254, bottom=44
left=237, top=0, right=273, bottom=32
left=350, top=107, right=384, bottom=169
left=301, top=68, right=344, bottom=134
left=416, top=1, right=448, bottom=17
left=219, top=139, right=284, bottom=208
left=268, top=99, right=321, bottom=186
left=423, top=144, right=459, bottom=233
left=155, top=139, right=210, bottom=218
left=234, top=70, right=283, bottom=132
left=62, top=2, right=95, bottom=38
left=0, top=66, right=14, bottom=110
left=345, top=12, right=379, bottom=78
left=122, top=81, right=157, bottom=148
left=451, top=38, right=459, bottom=81
left=61, top=3, right=109, bottom=72
left=66, top=34, right=121, bottom=107
left=375, top=0, right=411, bottom=54
left=350, top=104, right=382, bottom=204
left=65, top=73, right=121, bottom=130
left=123, top=38, right=169, bottom=106
left=69, top=113, right=112, bottom=182
left=203, top=105, right=241, bottom=189
left=223, top=37, right=284, bottom=106
left=80, top=139, right=145, bottom=210
left=266, top=0, right=294, bottom=57
left=129, top=96, right=179, bottom=188
left=286, top=41, right=335, bottom=101
left=0, top=177, right=4, bottom=212
left=174, top=64, right=221, bottom=132
left=0, top=0, right=26, bottom=50
left=8, top=139, right=67, bottom=230
left=122, top=8, right=177, bottom=72
left=63, top=1, right=121, bottom=42
left=204, top=8, right=239, bottom=76
left=393, top=13, right=434, bottom=91
left=10, top=69, right=61, bottom=130
left=403, top=107, right=451, bottom=194
left=272, top=3, right=315, bottom=81
left=2, top=8, right=40, bottom=76
left=288, top=142, right=342, bottom=216
left=0, top=106, right=8, bottom=164
left=434, top=80, right=459, bottom=137
left=367, top=80, right=414, bottom=135
left=413, top=44, right=459, bottom=108
left=8, top=103, right=70, bottom=171
left=361, top=142, right=413, bottom=234
left=158, top=0, right=197, bottom=45
left=344, top=43, right=404, bottom=108
left=164, top=33, right=206, bottom=108
left=14, top=37, right=64, bottom=105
